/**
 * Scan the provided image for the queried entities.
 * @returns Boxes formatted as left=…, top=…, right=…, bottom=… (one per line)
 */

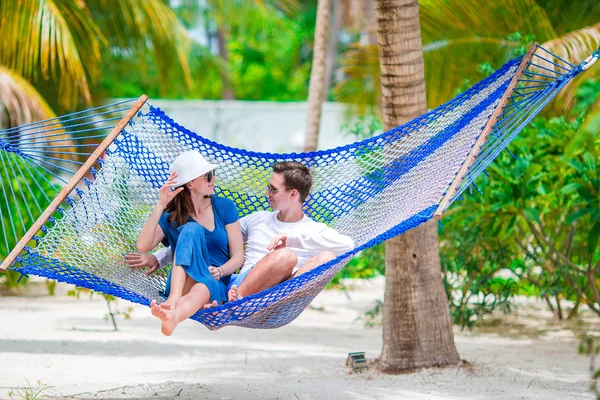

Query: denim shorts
left=227, top=267, right=252, bottom=292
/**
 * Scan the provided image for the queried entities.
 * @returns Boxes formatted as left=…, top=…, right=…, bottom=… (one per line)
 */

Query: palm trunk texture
left=304, top=0, right=331, bottom=152
left=374, top=0, right=460, bottom=371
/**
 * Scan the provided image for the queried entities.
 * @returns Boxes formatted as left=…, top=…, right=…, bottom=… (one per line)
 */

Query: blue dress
left=158, top=196, right=239, bottom=303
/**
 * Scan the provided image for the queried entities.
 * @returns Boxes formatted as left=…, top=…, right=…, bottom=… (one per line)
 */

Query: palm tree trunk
left=217, top=28, right=235, bottom=100
left=374, top=0, right=460, bottom=371
left=324, top=0, right=341, bottom=97
left=304, top=0, right=331, bottom=152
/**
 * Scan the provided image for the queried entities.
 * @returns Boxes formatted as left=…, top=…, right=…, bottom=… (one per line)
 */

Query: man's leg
left=291, top=251, right=336, bottom=278
left=229, top=248, right=298, bottom=301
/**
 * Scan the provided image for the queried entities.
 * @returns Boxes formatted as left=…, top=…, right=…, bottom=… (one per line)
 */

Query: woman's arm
left=136, top=172, right=183, bottom=253
left=216, top=221, right=244, bottom=277
left=136, top=204, right=166, bottom=253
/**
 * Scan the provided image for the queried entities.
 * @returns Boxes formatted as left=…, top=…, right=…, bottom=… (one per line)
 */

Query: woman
left=136, top=150, right=243, bottom=336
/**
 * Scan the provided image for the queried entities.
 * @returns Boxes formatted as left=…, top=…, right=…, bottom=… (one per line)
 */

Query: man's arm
left=153, top=246, right=173, bottom=268
left=286, top=225, right=354, bottom=256
left=125, top=247, right=172, bottom=276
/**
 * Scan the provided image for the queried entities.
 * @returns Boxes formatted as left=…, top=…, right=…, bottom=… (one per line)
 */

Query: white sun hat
left=169, top=150, right=218, bottom=187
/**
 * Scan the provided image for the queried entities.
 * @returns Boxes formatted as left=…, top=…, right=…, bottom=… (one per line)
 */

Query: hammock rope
left=0, top=43, right=594, bottom=330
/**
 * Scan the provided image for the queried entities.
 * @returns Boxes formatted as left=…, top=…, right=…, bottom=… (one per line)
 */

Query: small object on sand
left=346, top=352, right=368, bottom=373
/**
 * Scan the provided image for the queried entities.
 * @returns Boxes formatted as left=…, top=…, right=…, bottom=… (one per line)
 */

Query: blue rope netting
left=0, top=45, right=584, bottom=330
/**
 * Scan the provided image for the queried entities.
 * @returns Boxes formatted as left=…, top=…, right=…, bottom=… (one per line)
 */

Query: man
left=126, top=161, right=354, bottom=302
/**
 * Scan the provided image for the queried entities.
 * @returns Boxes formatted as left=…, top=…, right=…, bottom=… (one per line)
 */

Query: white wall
left=145, top=99, right=358, bottom=153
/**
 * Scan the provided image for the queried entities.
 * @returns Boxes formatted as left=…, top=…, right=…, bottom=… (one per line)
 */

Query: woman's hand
left=209, top=266, right=223, bottom=281
left=158, top=172, right=184, bottom=207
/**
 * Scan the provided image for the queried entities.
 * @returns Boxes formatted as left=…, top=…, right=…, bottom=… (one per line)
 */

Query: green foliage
left=0, top=270, right=28, bottom=291
left=0, top=153, right=59, bottom=291
left=440, top=79, right=600, bottom=325
left=7, top=380, right=54, bottom=400
left=67, top=287, right=133, bottom=331
left=357, top=299, right=383, bottom=328
left=340, top=115, right=383, bottom=140
left=329, top=244, right=385, bottom=288
left=506, top=32, right=537, bottom=57
left=440, top=215, right=519, bottom=329
left=453, top=30, right=530, bottom=97
left=102, top=1, right=316, bottom=101
left=226, top=13, right=313, bottom=101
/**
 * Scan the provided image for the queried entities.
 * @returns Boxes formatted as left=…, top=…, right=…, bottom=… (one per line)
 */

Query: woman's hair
left=166, top=185, right=194, bottom=227
left=272, top=161, right=313, bottom=202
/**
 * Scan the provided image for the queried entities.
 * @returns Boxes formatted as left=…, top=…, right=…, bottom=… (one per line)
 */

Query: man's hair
left=272, top=161, right=312, bottom=203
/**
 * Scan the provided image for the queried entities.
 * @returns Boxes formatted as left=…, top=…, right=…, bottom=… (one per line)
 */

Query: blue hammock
left=0, top=43, right=597, bottom=330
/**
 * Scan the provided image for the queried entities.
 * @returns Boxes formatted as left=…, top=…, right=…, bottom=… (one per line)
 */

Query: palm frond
left=333, top=43, right=381, bottom=116
left=89, top=0, right=194, bottom=91
left=423, top=39, right=514, bottom=107
left=0, top=67, right=55, bottom=128
left=334, top=39, right=514, bottom=111
left=540, top=24, right=600, bottom=114
left=536, top=0, right=600, bottom=36
left=208, top=0, right=300, bottom=38
left=419, top=0, right=557, bottom=45
left=336, top=0, right=600, bottom=116
left=0, top=0, right=103, bottom=110
left=0, top=66, right=75, bottom=155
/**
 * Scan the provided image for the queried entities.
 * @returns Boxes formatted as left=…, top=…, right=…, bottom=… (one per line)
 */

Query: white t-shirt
left=155, top=211, right=354, bottom=274
left=239, top=211, right=354, bottom=274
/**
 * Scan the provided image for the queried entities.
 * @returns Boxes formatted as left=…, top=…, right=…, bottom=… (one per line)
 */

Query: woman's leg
left=161, top=255, right=186, bottom=309
left=175, top=275, right=199, bottom=309
left=152, top=282, right=210, bottom=336
left=162, top=222, right=210, bottom=309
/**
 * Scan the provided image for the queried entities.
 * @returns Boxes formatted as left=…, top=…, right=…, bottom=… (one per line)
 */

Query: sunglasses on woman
left=203, top=170, right=215, bottom=182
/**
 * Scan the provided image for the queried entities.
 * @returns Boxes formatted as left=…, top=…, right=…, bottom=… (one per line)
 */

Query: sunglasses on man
left=266, top=184, right=292, bottom=194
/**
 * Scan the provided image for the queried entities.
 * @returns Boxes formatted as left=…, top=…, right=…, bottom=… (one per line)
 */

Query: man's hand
left=125, top=253, right=160, bottom=276
left=268, top=233, right=287, bottom=251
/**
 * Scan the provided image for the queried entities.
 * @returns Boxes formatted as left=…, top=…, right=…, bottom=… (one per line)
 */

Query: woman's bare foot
left=160, top=296, right=179, bottom=310
left=228, top=285, right=243, bottom=302
left=160, top=309, right=179, bottom=336
left=150, top=300, right=163, bottom=319
left=151, top=300, right=177, bottom=335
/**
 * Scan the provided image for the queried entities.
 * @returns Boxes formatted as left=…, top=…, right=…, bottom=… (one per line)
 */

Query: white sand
left=0, top=278, right=595, bottom=400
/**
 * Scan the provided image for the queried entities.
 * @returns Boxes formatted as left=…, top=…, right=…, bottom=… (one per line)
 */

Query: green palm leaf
left=0, top=66, right=56, bottom=127
left=537, top=0, right=600, bottom=35
left=541, top=24, right=600, bottom=114
left=0, top=66, right=75, bottom=155
left=0, top=0, right=102, bottom=110
left=333, top=43, right=380, bottom=116
left=88, top=0, right=194, bottom=92
left=335, top=0, right=600, bottom=114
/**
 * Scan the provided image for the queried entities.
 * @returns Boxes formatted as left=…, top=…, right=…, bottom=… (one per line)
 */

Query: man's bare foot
left=202, top=300, right=218, bottom=309
left=228, top=285, right=243, bottom=302
left=160, top=297, right=179, bottom=310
